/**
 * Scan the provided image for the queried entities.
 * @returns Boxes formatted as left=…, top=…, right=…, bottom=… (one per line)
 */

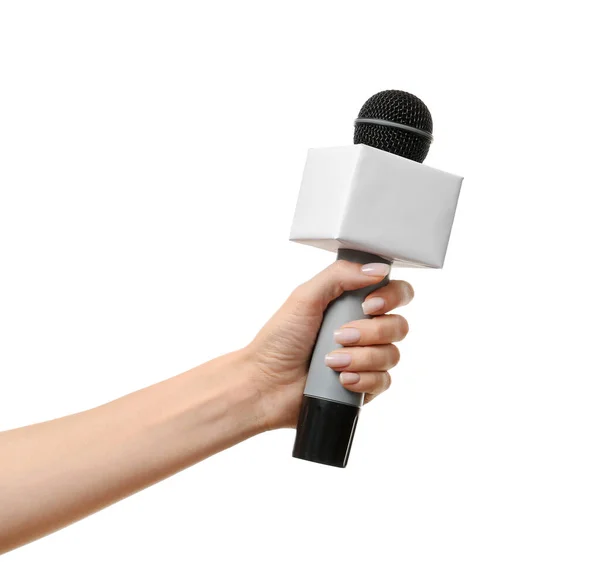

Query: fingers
left=340, top=371, right=391, bottom=400
left=301, top=264, right=411, bottom=406
left=362, top=280, right=414, bottom=316
left=325, top=344, right=400, bottom=372
left=334, top=314, right=409, bottom=346
left=294, top=260, right=391, bottom=312
left=323, top=279, right=413, bottom=403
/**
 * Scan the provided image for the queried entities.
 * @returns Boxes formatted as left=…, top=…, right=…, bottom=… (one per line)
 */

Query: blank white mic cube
left=290, top=144, right=463, bottom=268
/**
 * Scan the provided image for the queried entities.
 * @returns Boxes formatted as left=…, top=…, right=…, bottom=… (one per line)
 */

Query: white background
left=1, top=1, right=599, bottom=576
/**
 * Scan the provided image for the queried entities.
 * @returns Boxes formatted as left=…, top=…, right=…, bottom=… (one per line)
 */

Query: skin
left=0, top=260, right=413, bottom=555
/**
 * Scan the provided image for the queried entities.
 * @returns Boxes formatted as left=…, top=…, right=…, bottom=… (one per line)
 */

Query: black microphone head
left=354, top=90, right=433, bottom=163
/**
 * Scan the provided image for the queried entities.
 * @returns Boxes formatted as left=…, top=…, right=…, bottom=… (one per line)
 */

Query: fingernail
left=361, top=263, right=391, bottom=277
left=340, top=372, right=360, bottom=385
left=362, top=297, right=385, bottom=315
left=325, top=353, right=352, bottom=368
left=334, top=327, right=361, bottom=345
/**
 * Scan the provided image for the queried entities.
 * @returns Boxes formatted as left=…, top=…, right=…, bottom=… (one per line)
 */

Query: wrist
left=133, top=349, right=269, bottom=468
left=215, top=347, right=270, bottom=437
left=242, top=342, right=305, bottom=432
left=189, top=347, right=270, bottom=441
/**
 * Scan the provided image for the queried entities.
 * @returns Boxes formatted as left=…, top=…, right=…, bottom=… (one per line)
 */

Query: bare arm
left=0, top=350, right=262, bottom=554
left=0, top=261, right=413, bottom=555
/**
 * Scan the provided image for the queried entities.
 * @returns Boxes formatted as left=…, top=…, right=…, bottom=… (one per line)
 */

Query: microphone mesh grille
left=354, top=90, right=433, bottom=163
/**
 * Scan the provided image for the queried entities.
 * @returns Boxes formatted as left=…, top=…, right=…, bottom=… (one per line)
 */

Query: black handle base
left=292, top=395, right=360, bottom=468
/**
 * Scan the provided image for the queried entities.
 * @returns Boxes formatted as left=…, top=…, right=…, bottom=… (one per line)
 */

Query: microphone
left=290, top=90, right=463, bottom=468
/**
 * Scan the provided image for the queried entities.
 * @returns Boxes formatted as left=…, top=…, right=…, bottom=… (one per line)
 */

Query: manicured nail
left=334, top=327, right=361, bottom=345
left=361, top=263, right=391, bottom=277
left=362, top=297, right=385, bottom=315
left=325, top=353, right=352, bottom=368
left=340, top=372, right=360, bottom=385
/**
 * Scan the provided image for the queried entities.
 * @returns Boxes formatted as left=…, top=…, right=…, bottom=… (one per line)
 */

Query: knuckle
left=328, top=260, right=356, bottom=298
left=380, top=315, right=405, bottom=341
left=373, top=315, right=409, bottom=343
left=392, top=281, right=405, bottom=299
left=383, top=372, right=392, bottom=390
left=399, top=280, right=415, bottom=302
left=395, top=315, right=409, bottom=339
left=388, top=345, right=401, bottom=367
left=404, top=281, right=415, bottom=300
left=290, top=283, right=316, bottom=309
left=399, top=279, right=412, bottom=291
left=291, top=283, right=309, bottom=301
left=330, top=259, right=353, bottom=276
left=387, top=316, right=403, bottom=341
left=374, top=320, right=389, bottom=342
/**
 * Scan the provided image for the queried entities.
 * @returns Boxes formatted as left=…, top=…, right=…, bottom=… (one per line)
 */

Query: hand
left=0, top=259, right=412, bottom=552
left=247, top=260, right=414, bottom=430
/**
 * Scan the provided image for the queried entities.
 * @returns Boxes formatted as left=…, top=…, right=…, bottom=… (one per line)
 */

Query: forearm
left=0, top=349, right=265, bottom=554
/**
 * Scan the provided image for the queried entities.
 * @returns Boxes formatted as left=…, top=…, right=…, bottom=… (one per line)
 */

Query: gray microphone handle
left=292, top=248, right=391, bottom=467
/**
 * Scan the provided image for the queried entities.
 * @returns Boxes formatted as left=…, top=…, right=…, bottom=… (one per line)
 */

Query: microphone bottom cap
left=292, top=395, right=360, bottom=468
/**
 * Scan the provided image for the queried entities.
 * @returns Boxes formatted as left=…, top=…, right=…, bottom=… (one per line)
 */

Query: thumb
left=294, top=259, right=391, bottom=312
